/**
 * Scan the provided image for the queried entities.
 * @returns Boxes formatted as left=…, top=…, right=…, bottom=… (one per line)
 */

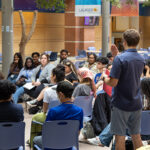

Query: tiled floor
left=23, top=103, right=110, bottom=150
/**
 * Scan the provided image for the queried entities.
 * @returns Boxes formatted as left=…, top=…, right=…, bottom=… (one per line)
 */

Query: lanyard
left=62, top=100, right=74, bottom=104
left=25, top=70, right=32, bottom=79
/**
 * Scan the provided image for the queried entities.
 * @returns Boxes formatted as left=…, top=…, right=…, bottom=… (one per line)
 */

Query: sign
left=111, top=0, right=139, bottom=16
left=75, top=0, right=101, bottom=16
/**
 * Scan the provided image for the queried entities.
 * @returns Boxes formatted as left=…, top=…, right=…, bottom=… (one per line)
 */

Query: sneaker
left=22, top=93, right=31, bottom=101
left=87, top=137, right=104, bottom=146
left=27, top=99, right=38, bottom=107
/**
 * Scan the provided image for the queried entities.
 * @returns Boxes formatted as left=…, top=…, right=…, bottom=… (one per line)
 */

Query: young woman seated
left=12, top=57, right=35, bottom=104
left=72, top=67, right=96, bottom=99
left=7, top=52, right=23, bottom=83
left=62, top=59, right=78, bottom=84
left=24, top=53, right=55, bottom=99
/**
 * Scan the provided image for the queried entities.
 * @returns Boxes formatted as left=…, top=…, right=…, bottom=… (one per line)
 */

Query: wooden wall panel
left=0, top=12, right=65, bottom=57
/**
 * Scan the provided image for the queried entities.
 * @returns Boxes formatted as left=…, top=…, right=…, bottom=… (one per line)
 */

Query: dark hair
left=141, top=78, right=150, bottom=98
left=0, top=80, right=16, bottom=100
left=60, top=49, right=69, bottom=55
left=62, top=59, right=78, bottom=76
left=13, top=53, right=23, bottom=69
left=0, top=72, right=4, bottom=80
left=123, top=29, right=140, bottom=47
left=87, top=53, right=97, bottom=61
left=97, top=56, right=109, bottom=65
left=24, top=57, right=34, bottom=70
left=143, top=59, right=150, bottom=76
left=32, top=52, right=40, bottom=58
left=57, top=81, right=74, bottom=98
left=52, top=64, right=65, bottom=83
left=107, top=52, right=113, bottom=58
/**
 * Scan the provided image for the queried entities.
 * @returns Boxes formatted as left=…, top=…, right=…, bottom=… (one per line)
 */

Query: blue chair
left=32, top=100, right=60, bottom=125
left=48, top=99, right=60, bottom=109
left=34, top=120, right=79, bottom=150
left=88, top=47, right=96, bottom=51
left=74, top=61, right=85, bottom=70
left=76, top=50, right=87, bottom=59
left=0, top=122, right=25, bottom=150
left=141, top=110, right=150, bottom=135
left=74, top=96, right=94, bottom=122
left=50, top=52, right=58, bottom=61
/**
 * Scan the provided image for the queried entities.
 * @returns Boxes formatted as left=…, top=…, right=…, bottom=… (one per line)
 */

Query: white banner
left=75, top=0, right=101, bottom=16
left=75, top=5, right=101, bottom=16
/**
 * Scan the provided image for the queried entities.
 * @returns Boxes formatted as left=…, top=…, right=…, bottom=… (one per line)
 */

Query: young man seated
left=33, top=81, right=83, bottom=150
left=0, top=80, right=24, bottom=122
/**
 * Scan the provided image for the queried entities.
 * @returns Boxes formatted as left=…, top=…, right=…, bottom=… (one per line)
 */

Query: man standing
left=102, top=29, right=145, bottom=150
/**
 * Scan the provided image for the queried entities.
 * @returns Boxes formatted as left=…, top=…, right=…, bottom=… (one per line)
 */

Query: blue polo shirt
left=110, top=49, right=145, bottom=111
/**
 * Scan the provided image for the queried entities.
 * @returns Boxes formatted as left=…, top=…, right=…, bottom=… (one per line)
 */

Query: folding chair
left=32, top=100, right=60, bottom=126
left=74, top=61, right=85, bottom=70
left=0, top=122, right=25, bottom=150
left=76, top=50, right=87, bottom=59
left=34, top=120, right=79, bottom=150
left=49, top=52, right=58, bottom=61
left=74, top=96, right=94, bottom=122
left=141, top=110, right=150, bottom=135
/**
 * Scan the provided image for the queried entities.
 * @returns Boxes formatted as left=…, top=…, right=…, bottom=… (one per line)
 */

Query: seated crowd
left=0, top=29, right=150, bottom=150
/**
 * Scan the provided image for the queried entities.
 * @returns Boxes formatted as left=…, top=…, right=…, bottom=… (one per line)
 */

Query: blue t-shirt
left=94, top=73, right=102, bottom=84
left=45, top=103, right=83, bottom=150
left=110, top=49, right=145, bottom=111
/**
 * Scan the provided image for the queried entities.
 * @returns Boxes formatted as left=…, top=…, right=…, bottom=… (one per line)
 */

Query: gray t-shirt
left=72, top=84, right=92, bottom=98
left=43, top=85, right=58, bottom=104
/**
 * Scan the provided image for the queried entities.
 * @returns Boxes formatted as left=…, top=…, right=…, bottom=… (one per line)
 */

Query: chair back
left=74, top=61, right=85, bottom=70
left=141, top=110, right=150, bottom=135
left=49, top=52, right=58, bottom=61
left=42, top=120, right=79, bottom=150
left=48, top=100, right=60, bottom=109
left=74, top=96, right=93, bottom=117
left=88, top=47, right=96, bottom=51
left=0, top=122, right=25, bottom=149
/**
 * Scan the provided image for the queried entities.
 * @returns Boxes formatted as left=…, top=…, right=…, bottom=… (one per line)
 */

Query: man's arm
left=103, top=77, right=118, bottom=87
left=43, top=102, right=49, bottom=114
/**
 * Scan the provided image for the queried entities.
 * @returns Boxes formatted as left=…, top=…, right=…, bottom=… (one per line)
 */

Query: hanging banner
left=0, top=0, right=64, bottom=13
left=75, top=0, right=101, bottom=16
left=111, top=0, right=139, bottom=16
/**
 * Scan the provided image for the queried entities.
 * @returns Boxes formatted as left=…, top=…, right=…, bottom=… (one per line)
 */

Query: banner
left=0, top=0, right=64, bottom=13
left=75, top=0, right=101, bottom=16
left=111, top=0, right=139, bottom=16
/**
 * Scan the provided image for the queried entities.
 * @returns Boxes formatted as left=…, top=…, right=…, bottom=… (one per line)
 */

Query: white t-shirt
left=43, top=85, right=58, bottom=104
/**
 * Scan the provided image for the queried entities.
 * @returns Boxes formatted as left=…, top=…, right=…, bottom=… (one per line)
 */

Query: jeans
left=99, top=123, right=113, bottom=147
left=7, top=74, right=18, bottom=84
left=13, top=87, right=25, bottom=104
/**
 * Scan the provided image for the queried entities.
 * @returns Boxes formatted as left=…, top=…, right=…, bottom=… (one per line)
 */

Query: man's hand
left=111, top=44, right=119, bottom=57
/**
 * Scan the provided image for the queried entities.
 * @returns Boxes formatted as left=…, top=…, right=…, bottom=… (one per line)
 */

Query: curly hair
left=0, top=80, right=16, bottom=101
